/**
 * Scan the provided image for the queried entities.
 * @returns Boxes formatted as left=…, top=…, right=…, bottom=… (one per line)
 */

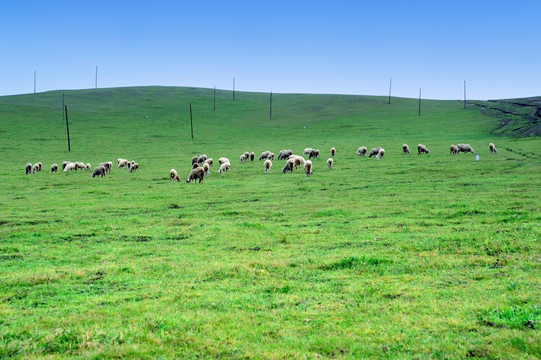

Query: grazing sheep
left=264, top=159, right=272, bottom=173
left=282, top=159, right=295, bottom=173
left=99, top=162, right=112, bottom=174
left=303, top=148, right=314, bottom=156
left=116, top=158, right=126, bottom=165
left=331, top=147, right=336, bottom=156
left=327, top=158, right=333, bottom=169
left=218, top=161, right=231, bottom=174
left=218, top=157, right=230, bottom=165
left=170, top=169, right=181, bottom=182
left=91, top=165, right=106, bottom=178
left=61, top=161, right=71, bottom=171
left=85, top=163, right=91, bottom=170
left=278, top=149, right=293, bottom=160
left=267, top=152, right=275, bottom=160
left=50, top=163, right=58, bottom=173
left=376, top=148, right=385, bottom=160
left=457, top=144, right=474, bottom=154
left=37, top=162, right=42, bottom=171
left=315, top=150, right=320, bottom=158
left=402, top=144, right=410, bottom=154
left=197, top=154, right=207, bottom=164
left=304, top=160, right=313, bottom=176
left=418, top=144, right=429, bottom=155
left=259, top=151, right=271, bottom=160
left=357, top=147, right=367, bottom=156
left=240, top=153, right=248, bottom=163
left=450, top=145, right=459, bottom=155
left=32, top=163, right=40, bottom=173
left=288, top=155, right=305, bottom=169
left=73, top=162, right=86, bottom=170
left=308, top=149, right=317, bottom=159
left=192, top=163, right=200, bottom=169
left=243, top=152, right=250, bottom=160
left=186, top=167, right=205, bottom=183
left=63, top=162, right=76, bottom=172
left=202, top=162, right=210, bottom=175
left=489, top=143, right=498, bottom=153
left=368, top=147, right=382, bottom=158
left=117, top=159, right=129, bottom=168
left=25, top=163, right=32, bottom=175
left=205, top=158, right=214, bottom=167
left=250, top=152, right=255, bottom=161
left=129, top=163, right=139, bottom=172
left=191, top=156, right=198, bottom=165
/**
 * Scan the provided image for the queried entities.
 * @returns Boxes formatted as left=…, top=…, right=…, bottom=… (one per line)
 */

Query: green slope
left=0, top=87, right=539, bottom=359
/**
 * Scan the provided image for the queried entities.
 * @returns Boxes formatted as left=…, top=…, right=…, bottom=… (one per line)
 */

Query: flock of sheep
left=25, top=143, right=498, bottom=184
left=169, top=142, right=497, bottom=184
left=24, top=158, right=139, bottom=178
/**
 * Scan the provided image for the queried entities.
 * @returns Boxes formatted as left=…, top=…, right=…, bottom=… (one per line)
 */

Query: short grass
left=0, top=87, right=540, bottom=359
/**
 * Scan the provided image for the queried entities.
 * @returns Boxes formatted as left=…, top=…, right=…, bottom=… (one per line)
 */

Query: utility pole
left=388, top=78, right=392, bottom=104
left=418, top=88, right=422, bottom=116
left=463, top=80, right=467, bottom=109
left=269, top=91, right=272, bottom=120
left=65, top=105, right=71, bottom=151
left=190, top=103, right=194, bottom=139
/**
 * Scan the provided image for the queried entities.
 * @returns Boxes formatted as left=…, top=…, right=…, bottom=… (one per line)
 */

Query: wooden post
left=418, top=88, right=422, bottom=116
left=233, top=77, right=235, bottom=101
left=463, top=80, right=467, bottom=109
left=65, top=105, right=71, bottom=151
left=95, top=66, right=98, bottom=89
left=34, top=70, right=36, bottom=94
left=388, top=78, right=392, bottom=104
left=190, top=103, right=194, bottom=139
left=269, top=91, right=272, bottom=120
left=213, top=85, right=216, bottom=111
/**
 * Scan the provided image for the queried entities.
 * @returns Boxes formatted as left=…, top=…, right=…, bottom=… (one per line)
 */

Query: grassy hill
left=0, top=87, right=539, bottom=358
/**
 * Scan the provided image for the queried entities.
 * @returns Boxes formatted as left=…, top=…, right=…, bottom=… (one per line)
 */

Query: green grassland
left=0, top=87, right=539, bottom=359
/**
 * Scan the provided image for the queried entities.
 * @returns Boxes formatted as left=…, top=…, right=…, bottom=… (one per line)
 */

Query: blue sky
left=1, top=0, right=539, bottom=99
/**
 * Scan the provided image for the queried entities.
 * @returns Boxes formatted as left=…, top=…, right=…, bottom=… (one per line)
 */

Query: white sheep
left=25, top=163, right=32, bottom=175
left=170, top=169, right=180, bottom=182
left=197, top=154, right=207, bottom=164
left=218, top=157, right=230, bottom=165
left=50, top=163, right=58, bottom=173
left=376, top=148, right=385, bottom=160
left=282, top=159, right=295, bottom=173
left=32, top=163, right=40, bottom=173
left=186, top=167, right=205, bottom=183
left=368, top=147, right=382, bottom=158
left=240, top=153, right=248, bottom=163
left=264, top=159, right=272, bottom=173
left=63, top=162, right=76, bottom=172
left=91, top=165, right=106, bottom=178
left=457, top=144, right=474, bottom=154
left=85, top=163, right=91, bottom=170
left=489, top=143, right=498, bottom=153
left=218, top=161, right=231, bottom=174
left=402, top=144, right=410, bottom=154
left=202, top=162, right=210, bottom=175
left=205, top=158, right=214, bottom=167
left=330, top=147, right=336, bottom=156
left=327, top=158, right=333, bottom=169
left=117, top=159, right=129, bottom=168
left=304, top=160, right=313, bottom=176
left=357, top=147, right=367, bottom=156
left=259, top=151, right=271, bottom=160
left=129, top=163, right=139, bottom=172
left=418, top=144, right=429, bottom=155
left=450, top=145, right=459, bottom=155
left=267, top=152, right=275, bottom=160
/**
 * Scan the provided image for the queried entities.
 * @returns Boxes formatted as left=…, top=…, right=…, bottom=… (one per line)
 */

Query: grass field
left=0, top=86, right=540, bottom=359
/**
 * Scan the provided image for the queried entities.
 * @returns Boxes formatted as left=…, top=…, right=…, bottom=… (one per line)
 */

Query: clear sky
left=1, top=0, right=539, bottom=99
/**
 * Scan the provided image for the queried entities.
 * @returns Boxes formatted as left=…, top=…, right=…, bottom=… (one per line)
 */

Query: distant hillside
left=470, top=97, right=541, bottom=137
